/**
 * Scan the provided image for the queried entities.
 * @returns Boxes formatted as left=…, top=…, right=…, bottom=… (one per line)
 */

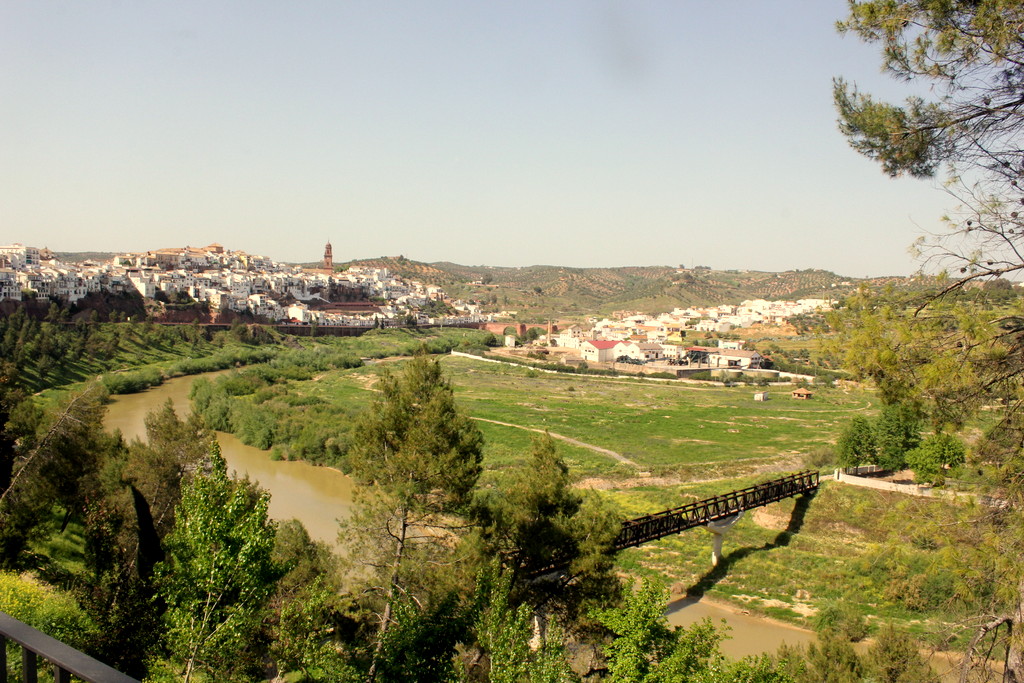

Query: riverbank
left=96, top=349, right=972, bottom=674
left=103, top=371, right=355, bottom=547
left=669, top=595, right=965, bottom=681
left=666, top=594, right=817, bottom=658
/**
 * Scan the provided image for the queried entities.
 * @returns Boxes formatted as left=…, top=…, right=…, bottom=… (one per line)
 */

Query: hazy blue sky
left=1, top=1, right=954, bottom=276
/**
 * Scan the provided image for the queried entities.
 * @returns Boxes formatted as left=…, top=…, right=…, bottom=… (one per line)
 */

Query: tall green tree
left=158, top=442, right=284, bottom=682
left=593, top=578, right=794, bottom=683
left=0, top=385, right=111, bottom=565
left=875, top=403, right=922, bottom=472
left=342, top=353, right=484, bottom=681
left=124, top=399, right=210, bottom=539
left=469, top=562, right=577, bottom=683
left=836, top=3, right=1024, bottom=679
left=836, top=415, right=878, bottom=469
left=473, top=433, right=620, bottom=618
left=268, top=520, right=358, bottom=682
left=905, top=432, right=967, bottom=484
left=836, top=1, right=1024, bottom=283
left=0, top=360, right=25, bottom=504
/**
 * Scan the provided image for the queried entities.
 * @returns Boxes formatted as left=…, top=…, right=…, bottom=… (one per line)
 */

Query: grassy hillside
left=613, top=479, right=973, bottom=643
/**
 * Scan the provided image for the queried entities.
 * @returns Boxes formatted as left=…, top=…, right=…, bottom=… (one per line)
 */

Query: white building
left=0, top=269, right=21, bottom=301
left=127, top=272, right=156, bottom=299
left=580, top=340, right=623, bottom=363
left=709, top=349, right=765, bottom=369
left=617, top=341, right=665, bottom=362
left=0, top=244, right=41, bottom=270
left=554, top=325, right=587, bottom=349
left=694, top=320, right=733, bottom=334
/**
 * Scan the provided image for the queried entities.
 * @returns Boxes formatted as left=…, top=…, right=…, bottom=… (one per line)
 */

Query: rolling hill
left=50, top=250, right=932, bottom=319
left=338, top=257, right=931, bottom=319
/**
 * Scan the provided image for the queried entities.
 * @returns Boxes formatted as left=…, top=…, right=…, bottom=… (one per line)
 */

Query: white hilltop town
left=0, top=242, right=833, bottom=360
left=0, top=242, right=485, bottom=327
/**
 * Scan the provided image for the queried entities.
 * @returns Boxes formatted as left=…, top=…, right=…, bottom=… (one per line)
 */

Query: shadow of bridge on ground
left=685, top=491, right=816, bottom=599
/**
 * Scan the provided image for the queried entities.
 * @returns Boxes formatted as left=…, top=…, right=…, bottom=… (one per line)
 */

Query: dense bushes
left=770, top=358, right=846, bottom=383
left=101, top=367, right=164, bottom=394
left=166, top=346, right=278, bottom=376
left=469, top=352, right=622, bottom=377
left=185, top=329, right=497, bottom=466
left=189, top=349, right=366, bottom=466
left=835, top=405, right=964, bottom=481
left=0, top=572, right=97, bottom=650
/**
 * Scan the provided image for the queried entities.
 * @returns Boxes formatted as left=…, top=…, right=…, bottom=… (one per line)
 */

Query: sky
left=0, top=1, right=956, bottom=277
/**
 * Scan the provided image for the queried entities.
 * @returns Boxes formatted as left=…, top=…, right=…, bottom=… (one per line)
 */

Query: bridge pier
left=705, top=511, right=744, bottom=566
left=529, top=612, right=546, bottom=651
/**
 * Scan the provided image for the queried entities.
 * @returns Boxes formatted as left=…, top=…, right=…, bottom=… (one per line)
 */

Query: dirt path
left=575, top=455, right=806, bottom=491
left=470, top=417, right=639, bottom=468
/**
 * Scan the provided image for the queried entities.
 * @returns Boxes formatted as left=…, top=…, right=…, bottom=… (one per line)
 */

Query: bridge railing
left=614, top=470, right=819, bottom=550
left=527, top=470, right=819, bottom=577
left=0, top=611, right=139, bottom=683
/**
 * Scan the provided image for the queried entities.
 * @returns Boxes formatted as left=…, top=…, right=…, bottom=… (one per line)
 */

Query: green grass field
left=439, top=355, right=875, bottom=475
left=255, top=352, right=876, bottom=481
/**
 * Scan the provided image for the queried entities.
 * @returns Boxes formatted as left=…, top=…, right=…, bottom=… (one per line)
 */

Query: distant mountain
left=53, top=251, right=931, bottom=318
left=54, top=251, right=117, bottom=264
left=339, top=257, right=932, bottom=318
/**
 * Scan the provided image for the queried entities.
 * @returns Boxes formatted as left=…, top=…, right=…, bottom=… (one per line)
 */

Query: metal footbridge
left=530, top=470, right=819, bottom=576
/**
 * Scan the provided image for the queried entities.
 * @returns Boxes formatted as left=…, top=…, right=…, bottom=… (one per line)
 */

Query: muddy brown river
left=103, top=371, right=355, bottom=547
left=666, top=597, right=816, bottom=658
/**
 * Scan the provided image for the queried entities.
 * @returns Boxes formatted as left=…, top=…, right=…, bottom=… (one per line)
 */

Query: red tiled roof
left=584, top=340, right=621, bottom=350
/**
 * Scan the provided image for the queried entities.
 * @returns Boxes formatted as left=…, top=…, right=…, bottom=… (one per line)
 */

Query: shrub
left=101, top=367, right=163, bottom=394
left=906, top=432, right=967, bottom=485
left=0, top=572, right=97, bottom=650
left=803, top=446, right=837, bottom=470
left=814, top=599, right=869, bottom=642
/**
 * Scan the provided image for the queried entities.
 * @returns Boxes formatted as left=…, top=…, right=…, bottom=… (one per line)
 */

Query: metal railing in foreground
left=0, top=611, right=139, bottom=683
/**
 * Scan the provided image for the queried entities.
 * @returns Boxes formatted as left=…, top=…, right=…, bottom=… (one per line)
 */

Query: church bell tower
left=323, top=241, right=333, bottom=271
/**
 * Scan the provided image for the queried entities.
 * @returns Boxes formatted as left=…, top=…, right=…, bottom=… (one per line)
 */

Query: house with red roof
left=580, top=339, right=623, bottom=363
